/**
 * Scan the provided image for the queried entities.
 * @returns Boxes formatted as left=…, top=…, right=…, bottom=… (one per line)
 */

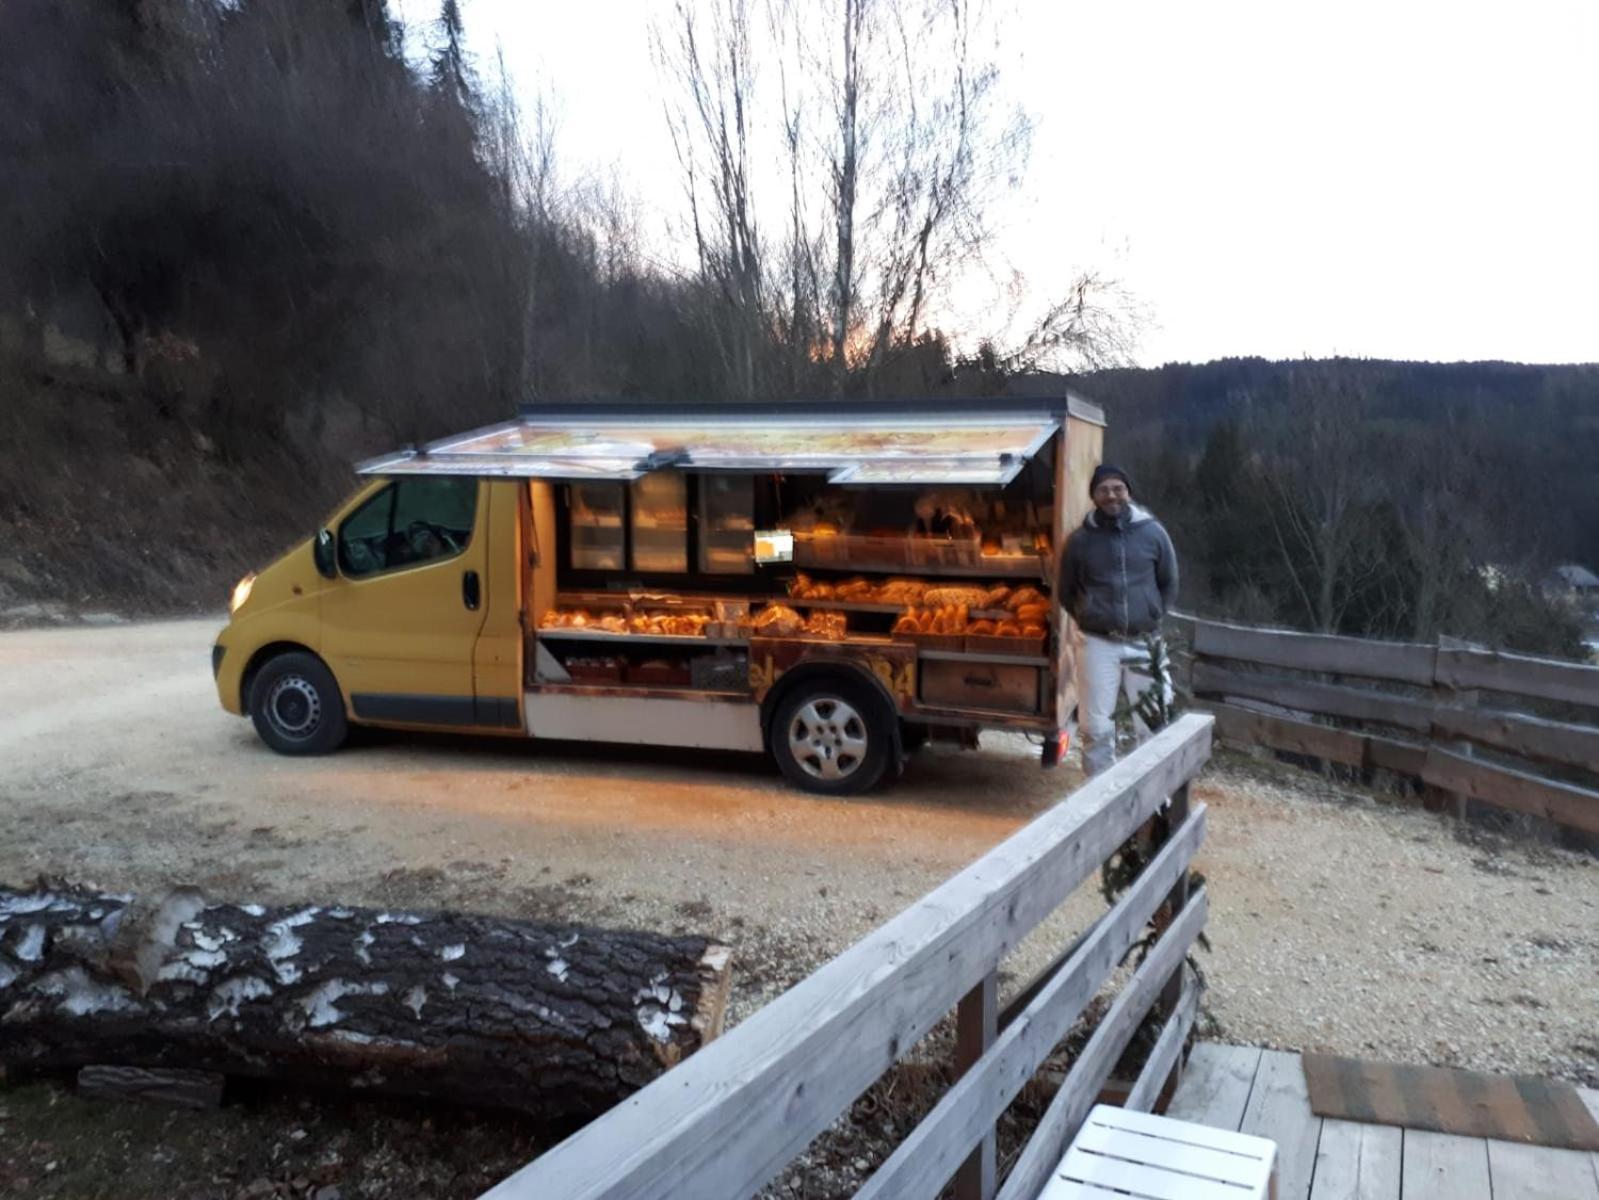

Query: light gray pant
left=1078, top=633, right=1167, bottom=776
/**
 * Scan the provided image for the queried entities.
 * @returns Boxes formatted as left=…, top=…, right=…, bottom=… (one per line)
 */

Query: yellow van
left=213, top=397, right=1103, bottom=793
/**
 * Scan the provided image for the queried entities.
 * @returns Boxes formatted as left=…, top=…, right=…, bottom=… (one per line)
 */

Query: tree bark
left=0, top=881, right=732, bottom=1120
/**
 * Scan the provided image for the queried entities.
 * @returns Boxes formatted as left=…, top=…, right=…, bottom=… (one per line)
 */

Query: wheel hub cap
left=788, top=697, right=868, bottom=782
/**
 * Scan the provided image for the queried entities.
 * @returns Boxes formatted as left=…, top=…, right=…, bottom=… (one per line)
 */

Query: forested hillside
left=0, top=0, right=1075, bottom=617
left=1084, top=358, right=1597, bottom=655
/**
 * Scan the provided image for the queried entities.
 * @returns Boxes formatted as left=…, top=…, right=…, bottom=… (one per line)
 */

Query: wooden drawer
left=919, top=659, right=1041, bottom=715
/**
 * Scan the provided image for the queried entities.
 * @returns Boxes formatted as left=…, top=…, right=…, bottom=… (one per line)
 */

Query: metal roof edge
left=1065, top=391, right=1107, bottom=427
left=355, top=447, right=419, bottom=475
left=514, top=395, right=1071, bottom=422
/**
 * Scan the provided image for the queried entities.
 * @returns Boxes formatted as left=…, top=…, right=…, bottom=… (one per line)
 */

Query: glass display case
left=629, top=472, right=688, bottom=573
left=569, top=482, right=625, bottom=570
left=698, top=474, right=755, bottom=574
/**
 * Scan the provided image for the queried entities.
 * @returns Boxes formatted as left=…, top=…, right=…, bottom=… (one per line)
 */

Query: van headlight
left=230, top=572, right=256, bottom=615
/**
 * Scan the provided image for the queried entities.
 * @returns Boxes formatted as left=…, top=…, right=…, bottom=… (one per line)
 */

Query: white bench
left=1040, top=1104, right=1277, bottom=1200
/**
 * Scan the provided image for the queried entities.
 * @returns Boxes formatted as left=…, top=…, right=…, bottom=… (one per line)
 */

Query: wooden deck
left=1166, top=1043, right=1599, bottom=1200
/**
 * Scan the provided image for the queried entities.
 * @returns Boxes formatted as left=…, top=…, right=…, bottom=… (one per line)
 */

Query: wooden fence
left=480, top=713, right=1215, bottom=1200
left=1170, top=614, right=1599, bottom=837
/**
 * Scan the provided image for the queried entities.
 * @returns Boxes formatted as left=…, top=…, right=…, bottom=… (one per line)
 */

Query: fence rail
left=1172, top=614, right=1599, bottom=836
left=481, top=713, right=1215, bottom=1200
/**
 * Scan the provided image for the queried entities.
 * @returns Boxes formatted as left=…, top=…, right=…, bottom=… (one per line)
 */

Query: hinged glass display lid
left=356, top=402, right=1062, bottom=487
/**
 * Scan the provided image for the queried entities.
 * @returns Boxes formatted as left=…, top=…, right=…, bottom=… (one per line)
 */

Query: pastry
left=923, top=585, right=989, bottom=609
left=753, top=604, right=804, bottom=636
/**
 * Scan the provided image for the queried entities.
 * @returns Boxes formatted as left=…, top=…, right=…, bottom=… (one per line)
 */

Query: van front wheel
left=770, top=679, right=894, bottom=795
left=249, top=652, right=348, bottom=756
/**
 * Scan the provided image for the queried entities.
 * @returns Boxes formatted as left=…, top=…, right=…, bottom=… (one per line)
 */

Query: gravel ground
left=1, top=618, right=1595, bottom=1198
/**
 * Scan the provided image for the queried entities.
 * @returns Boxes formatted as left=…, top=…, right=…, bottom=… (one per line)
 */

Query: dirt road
left=0, top=617, right=1077, bottom=976
left=2, top=618, right=1597, bottom=1196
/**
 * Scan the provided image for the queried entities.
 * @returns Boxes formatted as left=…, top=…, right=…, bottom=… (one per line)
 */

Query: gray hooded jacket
left=1058, top=503, right=1179, bottom=637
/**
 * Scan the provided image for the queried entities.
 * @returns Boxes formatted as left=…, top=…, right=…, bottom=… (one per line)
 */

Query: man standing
left=1058, top=464, right=1179, bottom=775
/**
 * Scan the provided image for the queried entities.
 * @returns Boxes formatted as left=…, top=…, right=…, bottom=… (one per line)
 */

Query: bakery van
left=213, top=396, right=1104, bottom=794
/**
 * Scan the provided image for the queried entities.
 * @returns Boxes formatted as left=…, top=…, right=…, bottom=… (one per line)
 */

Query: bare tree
left=658, top=0, right=1055, bottom=396
left=654, top=0, right=767, bottom=395
left=1248, top=369, right=1387, bottom=633
left=822, top=0, right=866, bottom=391
left=1000, top=271, right=1144, bottom=373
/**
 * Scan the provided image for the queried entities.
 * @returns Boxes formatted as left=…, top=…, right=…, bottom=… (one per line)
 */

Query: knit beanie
left=1089, top=463, right=1132, bottom=498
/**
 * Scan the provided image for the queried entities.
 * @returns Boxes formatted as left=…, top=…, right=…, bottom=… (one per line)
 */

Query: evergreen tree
left=431, top=0, right=473, bottom=109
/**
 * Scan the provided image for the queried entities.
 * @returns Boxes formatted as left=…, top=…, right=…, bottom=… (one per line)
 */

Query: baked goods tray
left=792, top=535, right=1044, bottom=578
left=783, top=597, right=1016, bottom=621
left=537, top=629, right=748, bottom=647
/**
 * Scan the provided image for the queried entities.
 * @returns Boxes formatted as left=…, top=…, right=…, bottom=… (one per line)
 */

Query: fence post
left=1155, top=782, right=1192, bottom=1104
left=954, top=970, right=998, bottom=1200
left=1430, top=636, right=1480, bottom=821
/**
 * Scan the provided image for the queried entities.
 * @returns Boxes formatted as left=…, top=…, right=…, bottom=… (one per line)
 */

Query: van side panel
left=471, top=479, right=526, bottom=728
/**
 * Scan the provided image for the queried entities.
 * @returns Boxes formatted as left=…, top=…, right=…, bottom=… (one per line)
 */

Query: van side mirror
left=313, top=528, right=337, bottom=579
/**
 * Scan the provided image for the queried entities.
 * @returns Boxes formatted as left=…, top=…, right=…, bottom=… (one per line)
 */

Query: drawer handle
left=963, top=674, right=996, bottom=687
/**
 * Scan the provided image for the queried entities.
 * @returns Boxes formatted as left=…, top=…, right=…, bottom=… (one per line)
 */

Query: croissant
left=968, top=619, right=996, bottom=635
left=892, top=614, right=919, bottom=635
left=1014, top=603, right=1048, bottom=623
left=995, top=620, right=1022, bottom=636
left=1008, top=587, right=1044, bottom=609
left=980, top=585, right=1011, bottom=609
left=1020, top=623, right=1046, bottom=637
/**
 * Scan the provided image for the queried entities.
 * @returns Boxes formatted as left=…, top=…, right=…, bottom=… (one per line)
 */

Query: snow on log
left=0, top=880, right=732, bottom=1119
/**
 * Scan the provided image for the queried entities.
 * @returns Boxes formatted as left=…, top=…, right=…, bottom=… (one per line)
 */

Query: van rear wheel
left=249, top=652, right=348, bottom=756
left=771, top=679, right=894, bottom=795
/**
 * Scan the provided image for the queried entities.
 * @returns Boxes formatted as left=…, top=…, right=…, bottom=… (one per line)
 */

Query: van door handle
left=462, top=570, right=481, bottom=611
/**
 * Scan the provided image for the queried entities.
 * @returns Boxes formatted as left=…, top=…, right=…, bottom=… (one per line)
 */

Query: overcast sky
left=399, top=0, right=1598, bottom=368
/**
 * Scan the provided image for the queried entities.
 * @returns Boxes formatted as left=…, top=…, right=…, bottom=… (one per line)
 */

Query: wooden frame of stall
left=498, top=396, right=1105, bottom=758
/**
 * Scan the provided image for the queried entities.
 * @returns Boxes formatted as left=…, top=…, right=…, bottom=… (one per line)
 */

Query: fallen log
left=0, top=880, right=732, bottom=1119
